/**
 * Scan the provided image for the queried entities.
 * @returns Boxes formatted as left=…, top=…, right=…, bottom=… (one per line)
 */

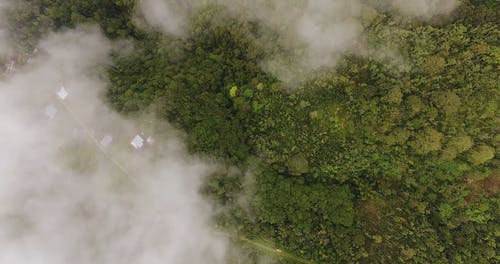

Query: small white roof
left=130, top=135, right=144, bottom=149
left=57, top=86, right=69, bottom=100
left=100, top=135, right=113, bottom=148
left=6, top=61, right=15, bottom=73
left=45, top=105, right=57, bottom=119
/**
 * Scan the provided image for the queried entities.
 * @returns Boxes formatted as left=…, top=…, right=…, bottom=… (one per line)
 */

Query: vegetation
left=5, top=0, right=499, bottom=263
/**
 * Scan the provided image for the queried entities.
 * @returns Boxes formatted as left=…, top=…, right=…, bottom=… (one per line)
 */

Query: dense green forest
left=3, top=0, right=499, bottom=263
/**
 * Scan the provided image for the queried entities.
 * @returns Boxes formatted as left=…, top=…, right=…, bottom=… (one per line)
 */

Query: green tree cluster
left=7, top=0, right=499, bottom=263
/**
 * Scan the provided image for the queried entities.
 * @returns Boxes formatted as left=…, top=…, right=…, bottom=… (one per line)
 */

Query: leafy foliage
left=7, top=1, right=499, bottom=263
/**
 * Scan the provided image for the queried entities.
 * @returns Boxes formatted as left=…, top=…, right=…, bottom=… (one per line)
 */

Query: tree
left=440, top=135, right=473, bottom=160
left=383, top=127, right=410, bottom=146
left=410, top=127, right=444, bottom=155
left=424, top=55, right=446, bottom=75
left=406, top=95, right=425, bottom=116
left=287, top=153, right=309, bottom=176
left=382, top=87, right=403, bottom=105
left=431, top=91, right=461, bottom=116
left=468, top=145, right=495, bottom=165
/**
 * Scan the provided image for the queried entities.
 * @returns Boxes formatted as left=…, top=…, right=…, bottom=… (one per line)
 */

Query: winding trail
left=239, top=236, right=314, bottom=264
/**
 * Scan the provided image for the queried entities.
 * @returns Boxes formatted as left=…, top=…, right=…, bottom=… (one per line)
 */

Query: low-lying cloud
left=0, top=0, right=464, bottom=262
left=388, top=0, right=460, bottom=18
left=138, top=0, right=189, bottom=36
left=0, top=0, right=12, bottom=57
left=137, top=0, right=461, bottom=81
left=0, top=26, right=228, bottom=264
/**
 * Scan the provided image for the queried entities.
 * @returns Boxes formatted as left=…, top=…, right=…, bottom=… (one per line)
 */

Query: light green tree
left=468, top=145, right=495, bottom=165
left=383, top=87, right=403, bottom=105
left=431, top=91, right=461, bottom=116
left=424, top=55, right=446, bottom=75
left=406, top=95, right=425, bottom=116
left=440, top=135, right=473, bottom=160
left=287, top=153, right=309, bottom=176
left=410, top=127, right=444, bottom=155
left=383, top=127, right=410, bottom=146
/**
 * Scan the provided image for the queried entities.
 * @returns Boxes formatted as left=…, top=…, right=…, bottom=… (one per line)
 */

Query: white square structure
left=130, top=135, right=144, bottom=149
left=45, top=105, right=58, bottom=119
left=57, top=86, right=69, bottom=100
left=100, top=135, right=113, bottom=148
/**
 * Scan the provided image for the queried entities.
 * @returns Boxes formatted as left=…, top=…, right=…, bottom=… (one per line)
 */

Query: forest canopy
left=2, top=0, right=499, bottom=263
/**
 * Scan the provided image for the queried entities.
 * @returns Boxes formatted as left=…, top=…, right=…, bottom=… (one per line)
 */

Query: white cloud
left=137, top=0, right=190, bottom=36
left=0, top=26, right=227, bottom=264
left=389, top=0, right=460, bottom=18
left=136, top=0, right=461, bottom=82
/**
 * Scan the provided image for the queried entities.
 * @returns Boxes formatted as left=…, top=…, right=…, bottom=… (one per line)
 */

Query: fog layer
left=0, top=27, right=227, bottom=264
left=0, top=0, right=12, bottom=56
left=388, top=0, right=460, bottom=18
left=137, top=0, right=460, bottom=80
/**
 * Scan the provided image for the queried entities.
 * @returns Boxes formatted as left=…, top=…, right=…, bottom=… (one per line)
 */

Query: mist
left=387, top=0, right=460, bottom=18
left=0, top=0, right=465, bottom=263
left=0, top=0, right=11, bottom=57
left=137, top=0, right=461, bottom=81
left=138, top=0, right=189, bottom=36
left=0, top=26, right=228, bottom=264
